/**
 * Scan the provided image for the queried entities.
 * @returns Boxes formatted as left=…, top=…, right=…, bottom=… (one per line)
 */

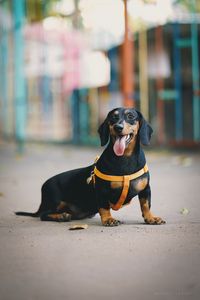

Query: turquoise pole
left=79, top=89, right=89, bottom=144
left=13, top=0, right=26, bottom=152
left=71, top=90, right=80, bottom=144
left=173, top=23, right=183, bottom=141
left=0, top=1, right=8, bottom=137
left=191, top=0, right=200, bottom=141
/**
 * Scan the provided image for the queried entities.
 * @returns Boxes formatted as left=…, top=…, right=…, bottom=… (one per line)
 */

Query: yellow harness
left=90, top=163, right=148, bottom=211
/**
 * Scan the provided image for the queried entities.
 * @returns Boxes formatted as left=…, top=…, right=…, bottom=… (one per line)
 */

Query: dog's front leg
left=95, top=181, right=121, bottom=227
left=98, top=208, right=121, bottom=227
left=139, top=185, right=166, bottom=225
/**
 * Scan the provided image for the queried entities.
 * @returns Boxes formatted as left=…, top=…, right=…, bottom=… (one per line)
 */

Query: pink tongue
left=113, top=136, right=127, bottom=156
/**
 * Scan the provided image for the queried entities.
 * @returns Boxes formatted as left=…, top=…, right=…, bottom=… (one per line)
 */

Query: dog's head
left=98, top=107, right=153, bottom=156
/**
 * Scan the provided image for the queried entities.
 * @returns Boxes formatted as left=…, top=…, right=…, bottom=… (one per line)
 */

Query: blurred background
left=0, top=0, right=200, bottom=150
left=1, top=3, right=200, bottom=300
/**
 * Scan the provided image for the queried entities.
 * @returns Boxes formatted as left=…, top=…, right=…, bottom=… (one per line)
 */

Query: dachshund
left=16, top=107, right=165, bottom=226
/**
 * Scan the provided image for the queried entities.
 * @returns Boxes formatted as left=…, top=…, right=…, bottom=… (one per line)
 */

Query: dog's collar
left=93, top=164, right=148, bottom=210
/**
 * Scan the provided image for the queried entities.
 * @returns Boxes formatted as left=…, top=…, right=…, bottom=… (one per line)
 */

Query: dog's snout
left=114, top=123, right=124, bottom=133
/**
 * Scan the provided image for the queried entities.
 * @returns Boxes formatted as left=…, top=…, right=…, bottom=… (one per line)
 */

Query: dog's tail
left=15, top=204, right=43, bottom=218
left=15, top=211, right=39, bottom=217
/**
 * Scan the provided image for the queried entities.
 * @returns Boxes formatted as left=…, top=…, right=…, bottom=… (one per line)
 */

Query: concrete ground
left=0, top=141, right=200, bottom=300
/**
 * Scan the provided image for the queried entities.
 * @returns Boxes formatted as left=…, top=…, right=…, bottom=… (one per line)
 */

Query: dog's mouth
left=113, top=133, right=134, bottom=156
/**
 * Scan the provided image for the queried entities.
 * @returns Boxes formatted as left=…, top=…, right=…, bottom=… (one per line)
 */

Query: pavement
left=0, top=141, right=200, bottom=300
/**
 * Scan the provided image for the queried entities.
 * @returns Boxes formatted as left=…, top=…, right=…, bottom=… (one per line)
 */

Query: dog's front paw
left=144, top=216, right=166, bottom=225
left=102, top=218, right=121, bottom=227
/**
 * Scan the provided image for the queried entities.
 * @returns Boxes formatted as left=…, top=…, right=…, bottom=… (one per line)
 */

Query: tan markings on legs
left=98, top=208, right=121, bottom=227
left=139, top=199, right=166, bottom=225
left=134, top=178, right=148, bottom=193
left=47, top=212, right=71, bottom=222
left=56, top=201, right=67, bottom=212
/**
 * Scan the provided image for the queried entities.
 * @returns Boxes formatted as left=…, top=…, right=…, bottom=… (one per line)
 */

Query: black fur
left=15, top=107, right=153, bottom=223
left=137, top=111, right=153, bottom=145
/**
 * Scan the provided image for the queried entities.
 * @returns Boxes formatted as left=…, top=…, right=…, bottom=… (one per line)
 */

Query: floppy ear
left=98, top=118, right=110, bottom=146
left=136, top=110, right=153, bottom=145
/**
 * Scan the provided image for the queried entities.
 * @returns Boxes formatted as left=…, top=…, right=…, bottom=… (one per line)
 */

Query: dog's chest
left=110, top=176, right=148, bottom=195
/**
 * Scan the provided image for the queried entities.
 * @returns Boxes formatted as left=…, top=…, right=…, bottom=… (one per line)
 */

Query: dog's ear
left=98, top=118, right=110, bottom=146
left=136, top=110, right=153, bottom=145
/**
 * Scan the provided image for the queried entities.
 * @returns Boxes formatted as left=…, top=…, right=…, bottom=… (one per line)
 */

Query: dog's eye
left=110, top=114, right=119, bottom=123
left=126, top=113, right=134, bottom=120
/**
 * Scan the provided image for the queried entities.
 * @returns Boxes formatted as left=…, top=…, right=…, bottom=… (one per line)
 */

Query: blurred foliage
left=25, top=0, right=80, bottom=24
left=174, top=0, right=200, bottom=12
left=25, top=0, right=59, bottom=21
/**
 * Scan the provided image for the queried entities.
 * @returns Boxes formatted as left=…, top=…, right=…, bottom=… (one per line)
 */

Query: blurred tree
left=174, top=0, right=200, bottom=12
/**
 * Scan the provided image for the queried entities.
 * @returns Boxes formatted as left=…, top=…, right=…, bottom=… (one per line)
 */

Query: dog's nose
left=114, top=123, right=124, bottom=133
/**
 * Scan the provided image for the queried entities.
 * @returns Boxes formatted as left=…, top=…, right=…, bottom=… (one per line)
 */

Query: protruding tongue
left=113, top=135, right=127, bottom=156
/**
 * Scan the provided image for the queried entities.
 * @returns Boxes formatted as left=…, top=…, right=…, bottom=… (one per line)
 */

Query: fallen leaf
left=182, top=157, right=192, bottom=167
left=180, top=208, right=189, bottom=215
left=69, top=224, right=88, bottom=230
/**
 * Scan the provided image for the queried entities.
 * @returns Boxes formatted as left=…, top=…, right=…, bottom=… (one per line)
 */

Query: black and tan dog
left=16, top=107, right=165, bottom=226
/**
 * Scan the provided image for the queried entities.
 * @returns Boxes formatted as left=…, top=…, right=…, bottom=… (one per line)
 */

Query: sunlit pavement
left=0, top=142, right=200, bottom=300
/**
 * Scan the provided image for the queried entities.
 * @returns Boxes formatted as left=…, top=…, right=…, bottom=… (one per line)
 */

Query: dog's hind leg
left=39, top=200, right=72, bottom=222
left=40, top=211, right=72, bottom=222
left=40, top=202, right=95, bottom=222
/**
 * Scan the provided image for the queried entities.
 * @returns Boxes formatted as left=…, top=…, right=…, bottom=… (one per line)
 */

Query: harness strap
left=111, top=175, right=130, bottom=210
left=93, top=164, right=148, bottom=210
